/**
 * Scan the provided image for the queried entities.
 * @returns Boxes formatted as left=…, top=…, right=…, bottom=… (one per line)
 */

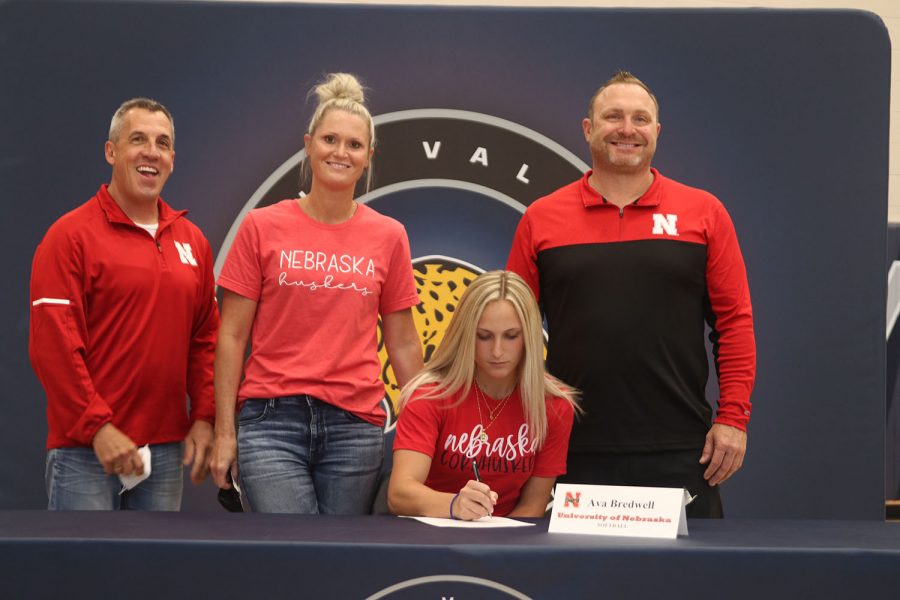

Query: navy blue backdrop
left=0, top=1, right=890, bottom=518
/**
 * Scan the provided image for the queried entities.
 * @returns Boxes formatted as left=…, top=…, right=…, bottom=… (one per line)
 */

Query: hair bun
left=302, top=71, right=376, bottom=193
left=315, top=72, right=365, bottom=105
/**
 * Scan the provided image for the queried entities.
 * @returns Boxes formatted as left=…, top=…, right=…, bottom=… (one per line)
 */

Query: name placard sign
left=548, top=484, right=690, bottom=539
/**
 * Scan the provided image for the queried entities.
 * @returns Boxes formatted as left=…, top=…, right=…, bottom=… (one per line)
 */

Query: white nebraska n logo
left=651, top=213, right=679, bottom=236
left=174, top=241, right=198, bottom=266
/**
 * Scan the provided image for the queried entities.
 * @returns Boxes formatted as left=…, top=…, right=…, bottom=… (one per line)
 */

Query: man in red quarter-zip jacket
left=29, top=98, right=218, bottom=510
left=507, top=72, right=756, bottom=518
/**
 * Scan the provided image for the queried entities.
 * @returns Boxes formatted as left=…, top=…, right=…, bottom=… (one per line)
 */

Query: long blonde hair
left=399, top=270, right=578, bottom=446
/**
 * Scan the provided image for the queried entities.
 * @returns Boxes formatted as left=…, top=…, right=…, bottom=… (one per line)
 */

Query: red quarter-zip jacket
left=508, top=169, right=755, bottom=452
left=30, top=185, right=218, bottom=449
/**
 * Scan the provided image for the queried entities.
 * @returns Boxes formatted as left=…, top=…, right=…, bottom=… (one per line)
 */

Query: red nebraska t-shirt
left=393, top=385, right=574, bottom=516
left=218, top=200, right=419, bottom=425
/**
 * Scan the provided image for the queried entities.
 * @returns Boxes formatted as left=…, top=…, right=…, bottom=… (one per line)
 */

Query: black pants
left=561, top=448, right=723, bottom=519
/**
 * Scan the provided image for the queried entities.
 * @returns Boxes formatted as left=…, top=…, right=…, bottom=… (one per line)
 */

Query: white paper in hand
left=118, top=445, right=151, bottom=494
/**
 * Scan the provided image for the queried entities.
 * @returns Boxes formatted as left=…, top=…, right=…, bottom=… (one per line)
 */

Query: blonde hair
left=300, top=72, right=375, bottom=192
left=399, top=271, right=578, bottom=446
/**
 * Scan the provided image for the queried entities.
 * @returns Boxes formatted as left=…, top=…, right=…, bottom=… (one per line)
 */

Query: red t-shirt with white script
left=218, top=200, right=419, bottom=425
left=394, top=385, right=574, bottom=516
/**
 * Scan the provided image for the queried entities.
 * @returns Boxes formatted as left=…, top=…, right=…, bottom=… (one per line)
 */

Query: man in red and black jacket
left=29, top=98, right=218, bottom=510
left=507, top=72, right=755, bottom=518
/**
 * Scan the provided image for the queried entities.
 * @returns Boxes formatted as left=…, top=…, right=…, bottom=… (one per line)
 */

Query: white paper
left=402, top=515, right=534, bottom=528
left=118, top=445, right=151, bottom=493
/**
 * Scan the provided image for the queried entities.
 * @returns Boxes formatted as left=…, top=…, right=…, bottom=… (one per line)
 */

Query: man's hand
left=92, top=423, right=143, bottom=476
left=699, top=423, right=747, bottom=486
left=183, top=420, right=214, bottom=484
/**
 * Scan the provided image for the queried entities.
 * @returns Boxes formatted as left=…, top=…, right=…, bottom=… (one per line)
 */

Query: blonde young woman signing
left=388, top=271, right=578, bottom=520
left=210, top=73, right=423, bottom=514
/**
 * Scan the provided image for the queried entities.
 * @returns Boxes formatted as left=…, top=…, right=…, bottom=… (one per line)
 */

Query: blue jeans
left=237, top=395, right=384, bottom=514
left=46, top=442, right=183, bottom=511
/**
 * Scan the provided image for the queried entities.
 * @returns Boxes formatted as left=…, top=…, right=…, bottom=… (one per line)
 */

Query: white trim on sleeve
left=32, top=298, right=71, bottom=307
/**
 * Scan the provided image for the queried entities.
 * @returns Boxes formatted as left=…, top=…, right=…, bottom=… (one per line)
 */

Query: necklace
left=473, top=381, right=515, bottom=443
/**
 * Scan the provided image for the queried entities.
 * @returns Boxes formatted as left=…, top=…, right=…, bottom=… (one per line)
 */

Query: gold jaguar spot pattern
left=377, top=259, right=481, bottom=421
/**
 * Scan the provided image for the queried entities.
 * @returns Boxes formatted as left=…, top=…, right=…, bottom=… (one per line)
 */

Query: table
left=1, top=512, right=898, bottom=599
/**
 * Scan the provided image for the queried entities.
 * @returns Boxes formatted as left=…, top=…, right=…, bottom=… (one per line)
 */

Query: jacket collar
left=96, top=184, right=186, bottom=231
left=580, top=167, right=663, bottom=208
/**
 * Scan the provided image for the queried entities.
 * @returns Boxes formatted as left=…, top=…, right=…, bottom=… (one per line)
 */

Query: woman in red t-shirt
left=389, top=270, right=579, bottom=520
left=209, top=73, right=423, bottom=514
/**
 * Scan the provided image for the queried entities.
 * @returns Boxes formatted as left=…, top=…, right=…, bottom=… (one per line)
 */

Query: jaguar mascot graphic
left=376, top=257, right=482, bottom=424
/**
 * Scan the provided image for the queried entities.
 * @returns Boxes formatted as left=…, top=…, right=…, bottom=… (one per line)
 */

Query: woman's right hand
left=209, top=435, right=238, bottom=490
left=452, top=480, right=498, bottom=520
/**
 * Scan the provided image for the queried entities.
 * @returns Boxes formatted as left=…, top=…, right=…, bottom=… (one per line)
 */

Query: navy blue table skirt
left=1, top=511, right=898, bottom=598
